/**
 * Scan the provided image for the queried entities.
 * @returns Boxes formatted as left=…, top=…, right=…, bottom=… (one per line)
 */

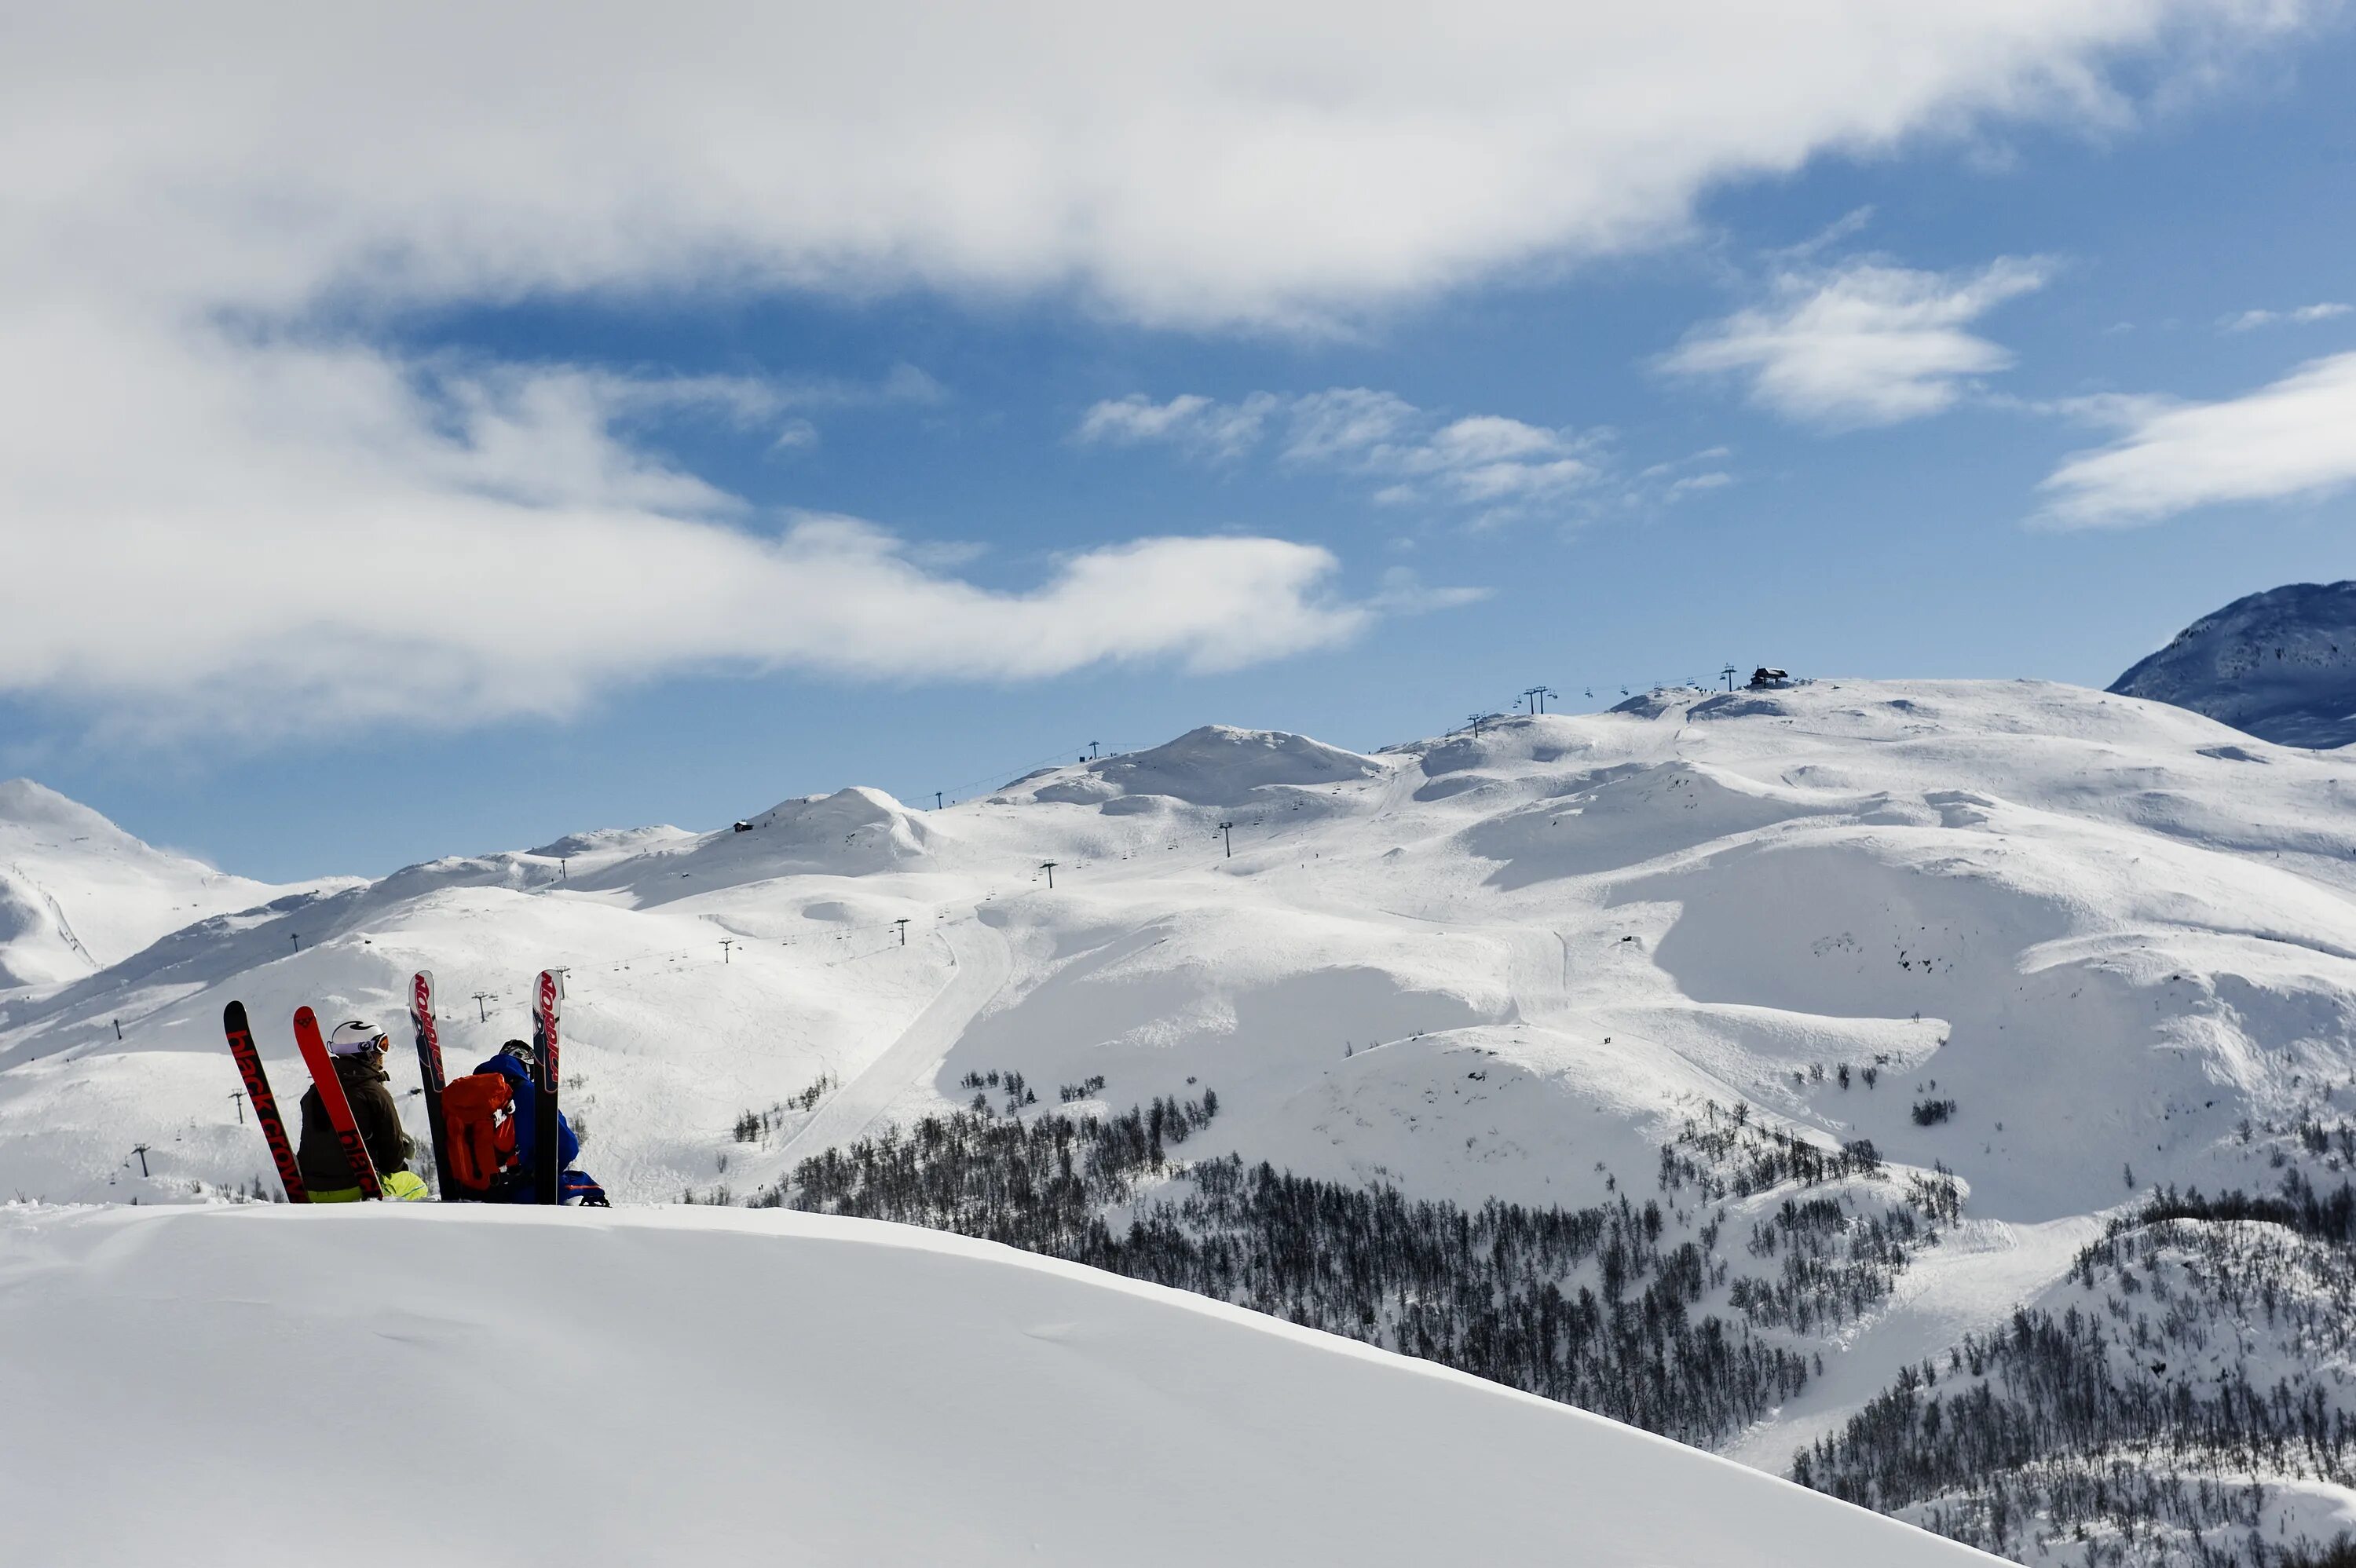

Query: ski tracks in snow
left=779, top=913, right=1012, bottom=1160
left=1721, top=1212, right=2104, bottom=1472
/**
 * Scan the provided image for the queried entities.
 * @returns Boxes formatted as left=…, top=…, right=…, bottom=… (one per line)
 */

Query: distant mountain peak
left=0, top=777, right=130, bottom=840
left=2109, top=581, right=2356, bottom=748
left=0, top=779, right=287, bottom=992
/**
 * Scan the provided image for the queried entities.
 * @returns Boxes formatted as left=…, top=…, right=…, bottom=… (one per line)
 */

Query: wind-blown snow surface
left=7, top=685, right=2356, bottom=1548
left=2110, top=580, right=2356, bottom=747
left=0, top=1202, right=1989, bottom=1567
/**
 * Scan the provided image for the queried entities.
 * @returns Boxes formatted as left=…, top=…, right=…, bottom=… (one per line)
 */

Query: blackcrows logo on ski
left=533, top=969, right=563, bottom=1205
left=221, top=1000, right=308, bottom=1203
left=411, top=970, right=455, bottom=1196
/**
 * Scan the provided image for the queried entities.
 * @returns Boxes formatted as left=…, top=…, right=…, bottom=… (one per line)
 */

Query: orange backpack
left=441, top=1072, right=523, bottom=1196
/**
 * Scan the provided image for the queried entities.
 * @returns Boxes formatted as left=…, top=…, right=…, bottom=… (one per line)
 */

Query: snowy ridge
left=2110, top=581, right=2356, bottom=748
left=0, top=779, right=328, bottom=992
left=0, top=1202, right=1992, bottom=1567
left=1015, top=723, right=1388, bottom=807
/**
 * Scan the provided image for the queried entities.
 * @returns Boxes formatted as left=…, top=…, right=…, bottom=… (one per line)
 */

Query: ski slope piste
left=0, top=1201, right=1993, bottom=1567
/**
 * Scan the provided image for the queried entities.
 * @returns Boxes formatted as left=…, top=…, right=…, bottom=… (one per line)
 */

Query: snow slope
left=9, top=674, right=2356, bottom=1230
left=2110, top=580, right=2356, bottom=747
left=6, top=677, right=2356, bottom=1556
left=0, top=1201, right=1992, bottom=1567
left=0, top=779, right=320, bottom=992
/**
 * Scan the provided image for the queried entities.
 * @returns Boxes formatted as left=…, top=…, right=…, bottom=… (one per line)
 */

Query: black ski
left=222, top=1000, right=308, bottom=1203
left=532, top=969, right=563, bottom=1205
left=410, top=970, right=455, bottom=1197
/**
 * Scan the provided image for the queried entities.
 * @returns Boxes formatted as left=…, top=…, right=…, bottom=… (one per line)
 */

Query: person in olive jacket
left=296, top=1019, right=426, bottom=1201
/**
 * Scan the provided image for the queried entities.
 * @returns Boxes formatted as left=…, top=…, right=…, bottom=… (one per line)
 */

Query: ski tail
left=294, top=1005, right=383, bottom=1200
left=410, top=970, right=455, bottom=1197
left=532, top=969, right=562, bottom=1206
left=223, top=1000, right=309, bottom=1204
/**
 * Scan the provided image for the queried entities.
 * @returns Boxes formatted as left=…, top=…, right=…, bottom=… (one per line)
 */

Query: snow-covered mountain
left=0, top=1203, right=1992, bottom=1567
left=2109, top=581, right=2356, bottom=747
left=0, top=779, right=329, bottom=992
left=7, top=679, right=2356, bottom=1563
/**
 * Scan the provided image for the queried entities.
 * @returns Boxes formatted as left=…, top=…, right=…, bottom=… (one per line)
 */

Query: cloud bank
left=5, top=4, right=2296, bottom=327
left=0, top=2, right=2315, bottom=733
left=0, top=349, right=1363, bottom=736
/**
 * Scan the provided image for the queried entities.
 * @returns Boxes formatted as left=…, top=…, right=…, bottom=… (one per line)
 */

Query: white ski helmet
left=328, top=1019, right=390, bottom=1055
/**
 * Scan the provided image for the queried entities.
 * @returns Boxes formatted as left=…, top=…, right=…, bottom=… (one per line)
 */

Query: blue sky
left=4, top=5, right=2354, bottom=879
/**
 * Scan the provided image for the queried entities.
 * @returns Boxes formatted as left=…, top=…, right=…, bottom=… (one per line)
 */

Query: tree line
left=1794, top=1178, right=2356, bottom=1566
left=763, top=1083, right=1955, bottom=1449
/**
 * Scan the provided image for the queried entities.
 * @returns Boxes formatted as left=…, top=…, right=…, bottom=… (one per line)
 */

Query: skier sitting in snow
left=441, top=1040, right=607, bottom=1205
left=296, top=1019, right=430, bottom=1201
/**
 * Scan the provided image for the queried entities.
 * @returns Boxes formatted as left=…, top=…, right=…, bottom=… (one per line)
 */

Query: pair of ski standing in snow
left=224, top=969, right=607, bottom=1206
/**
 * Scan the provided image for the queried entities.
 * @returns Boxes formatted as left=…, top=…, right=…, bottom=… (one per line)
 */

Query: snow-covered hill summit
left=0, top=780, right=324, bottom=992
left=2110, top=580, right=2356, bottom=747
left=1012, top=723, right=1385, bottom=807
left=0, top=1202, right=1992, bottom=1568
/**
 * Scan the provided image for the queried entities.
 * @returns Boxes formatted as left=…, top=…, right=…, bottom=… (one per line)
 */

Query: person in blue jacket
left=474, top=1040, right=607, bottom=1206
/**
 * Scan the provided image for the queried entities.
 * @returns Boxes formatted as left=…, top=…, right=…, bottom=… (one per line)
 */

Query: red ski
left=410, top=970, right=455, bottom=1197
left=222, top=1000, right=308, bottom=1203
left=532, top=970, right=563, bottom=1205
left=294, top=1005, right=382, bottom=1199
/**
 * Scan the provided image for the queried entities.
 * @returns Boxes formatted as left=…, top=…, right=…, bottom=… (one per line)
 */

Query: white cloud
left=1075, top=393, right=1278, bottom=460
left=1393, top=416, right=1597, bottom=505
left=1286, top=393, right=1602, bottom=509
left=2219, top=302, right=2353, bottom=331
left=2037, top=350, right=2356, bottom=526
left=3, top=4, right=2300, bottom=329
left=1662, top=258, right=2051, bottom=426
left=1078, top=389, right=1598, bottom=517
left=1365, top=568, right=1493, bottom=615
left=0, top=343, right=1365, bottom=736
left=1622, top=446, right=1740, bottom=508
left=1282, top=391, right=1423, bottom=467
left=0, top=2, right=2317, bottom=732
left=1765, top=206, right=1878, bottom=262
